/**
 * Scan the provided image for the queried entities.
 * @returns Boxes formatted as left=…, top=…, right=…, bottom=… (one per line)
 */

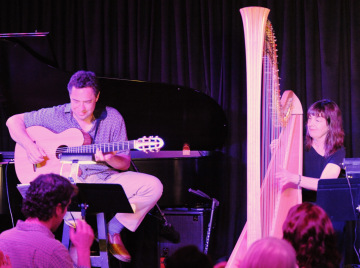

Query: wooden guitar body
left=15, top=126, right=88, bottom=183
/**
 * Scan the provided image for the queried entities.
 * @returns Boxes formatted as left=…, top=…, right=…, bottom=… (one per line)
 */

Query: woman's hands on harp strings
left=271, top=139, right=302, bottom=188
left=275, top=167, right=299, bottom=188
left=271, top=139, right=298, bottom=187
left=271, top=138, right=298, bottom=187
left=270, top=139, right=279, bottom=155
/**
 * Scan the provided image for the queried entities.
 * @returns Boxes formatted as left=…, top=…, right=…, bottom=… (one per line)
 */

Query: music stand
left=316, top=178, right=360, bottom=221
left=63, top=183, right=133, bottom=268
left=58, top=153, right=134, bottom=267
left=68, top=183, right=133, bottom=215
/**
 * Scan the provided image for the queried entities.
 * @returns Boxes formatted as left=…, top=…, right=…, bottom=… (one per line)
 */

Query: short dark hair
left=67, top=70, right=99, bottom=96
left=22, top=173, right=78, bottom=221
left=165, top=245, right=212, bottom=268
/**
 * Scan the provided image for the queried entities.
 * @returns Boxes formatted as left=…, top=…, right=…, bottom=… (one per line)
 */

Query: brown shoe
left=108, top=233, right=131, bottom=262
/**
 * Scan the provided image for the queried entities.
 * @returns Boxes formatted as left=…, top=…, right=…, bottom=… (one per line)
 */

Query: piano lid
left=98, top=78, right=227, bottom=150
left=0, top=33, right=227, bottom=151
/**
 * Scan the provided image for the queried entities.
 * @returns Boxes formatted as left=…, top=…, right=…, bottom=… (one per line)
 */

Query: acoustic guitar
left=14, top=126, right=164, bottom=183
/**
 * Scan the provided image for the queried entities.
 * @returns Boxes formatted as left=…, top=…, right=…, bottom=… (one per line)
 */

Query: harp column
left=240, top=6, right=270, bottom=246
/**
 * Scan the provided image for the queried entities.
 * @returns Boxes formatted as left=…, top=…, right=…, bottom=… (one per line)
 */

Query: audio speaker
left=158, top=208, right=209, bottom=267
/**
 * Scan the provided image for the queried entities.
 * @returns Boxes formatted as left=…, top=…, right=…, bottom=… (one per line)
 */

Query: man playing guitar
left=6, top=70, right=163, bottom=263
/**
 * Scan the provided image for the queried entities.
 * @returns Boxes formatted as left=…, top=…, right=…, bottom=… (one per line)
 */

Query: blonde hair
left=240, top=237, right=297, bottom=268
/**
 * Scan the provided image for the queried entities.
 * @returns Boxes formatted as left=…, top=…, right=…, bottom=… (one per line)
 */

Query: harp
left=226, top=7, right=303, bottom=267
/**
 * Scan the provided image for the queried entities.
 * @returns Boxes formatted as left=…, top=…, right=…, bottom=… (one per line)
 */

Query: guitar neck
left=65, top=141, right=135, bottom=154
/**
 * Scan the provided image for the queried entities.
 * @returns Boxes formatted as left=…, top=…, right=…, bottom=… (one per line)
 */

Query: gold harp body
left=226, top=7, right=303, bottom=267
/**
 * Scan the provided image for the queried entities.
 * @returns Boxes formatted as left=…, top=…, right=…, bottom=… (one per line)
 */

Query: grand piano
left=0, top=33, right=227, bottom=220
left=0, top=32, right=228, bottom=268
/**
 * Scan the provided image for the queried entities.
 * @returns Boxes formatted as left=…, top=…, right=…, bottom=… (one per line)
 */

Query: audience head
left=22, top=173, right=77, bottom=222
left=240, top=237, right=297, bottom=268
left=305, top=99, right=344, bottom=156
left=165, top=245, right=212, bottom=268
left=67, top=70, right=99, bottom=96
left=282, top=202, right=341, bottom=268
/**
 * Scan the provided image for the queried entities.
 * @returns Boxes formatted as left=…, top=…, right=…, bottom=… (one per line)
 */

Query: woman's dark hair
left=22, top=173, right=78, bottom=221
left=282, top=202, right=341, bottom=268
left=305, top=99, right=344, bottom=156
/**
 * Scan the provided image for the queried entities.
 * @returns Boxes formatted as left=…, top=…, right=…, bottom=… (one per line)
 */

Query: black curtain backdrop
left=1, top=0, right=360, bottom=262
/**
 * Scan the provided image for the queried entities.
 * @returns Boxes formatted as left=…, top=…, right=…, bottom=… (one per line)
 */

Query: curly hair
left=21, top=173, right=78, bottom=221
left=305, top=99, right=344, bottom=157
left=67, top=70, right=99, bottom=96
left=282, top=202, right=341, bottom=268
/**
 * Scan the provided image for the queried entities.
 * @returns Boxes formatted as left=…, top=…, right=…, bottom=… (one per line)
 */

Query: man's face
left=70, top=86, right=99, bottom=123
left=51, top=203, right=69, bottom=232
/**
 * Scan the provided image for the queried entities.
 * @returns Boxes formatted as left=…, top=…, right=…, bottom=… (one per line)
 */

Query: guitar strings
left=54, top=141, right=134, bottom=154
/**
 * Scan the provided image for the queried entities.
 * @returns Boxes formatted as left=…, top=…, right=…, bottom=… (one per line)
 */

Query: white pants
left=65, top=171, right=163, bottom=232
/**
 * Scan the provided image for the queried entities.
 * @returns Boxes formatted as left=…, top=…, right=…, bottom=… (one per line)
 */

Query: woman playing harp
left=276, top=99, right=345, bottom=203
left=226, top=7, right=303, bottom=267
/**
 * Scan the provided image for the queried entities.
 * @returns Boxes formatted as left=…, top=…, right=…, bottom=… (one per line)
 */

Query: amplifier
left=0, top=151, right=15, bottom=162
left=158, top=208, right=209, bottom=267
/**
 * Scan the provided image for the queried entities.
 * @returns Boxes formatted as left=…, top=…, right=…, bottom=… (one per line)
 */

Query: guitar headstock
left=134, top=136, right=165, bottom=153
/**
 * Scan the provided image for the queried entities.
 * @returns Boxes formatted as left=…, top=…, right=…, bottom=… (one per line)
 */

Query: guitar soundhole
left=56, top=145, right=68, bottom=159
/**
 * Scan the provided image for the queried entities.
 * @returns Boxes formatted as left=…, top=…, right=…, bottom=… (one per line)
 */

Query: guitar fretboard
left=62, top=141, right=135, bottom=154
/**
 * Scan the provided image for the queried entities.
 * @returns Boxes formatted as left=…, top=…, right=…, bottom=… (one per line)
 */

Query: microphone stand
left=188, top=188, right=219, bottom=254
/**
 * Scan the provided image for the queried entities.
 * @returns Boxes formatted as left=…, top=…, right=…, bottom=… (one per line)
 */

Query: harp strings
left=261, top=21, right=284, bottom=237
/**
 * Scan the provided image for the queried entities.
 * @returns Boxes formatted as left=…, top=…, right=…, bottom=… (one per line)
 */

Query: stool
left=61, top=183, right=133, bottom=267
left=62, top=212, right=109, bottom=267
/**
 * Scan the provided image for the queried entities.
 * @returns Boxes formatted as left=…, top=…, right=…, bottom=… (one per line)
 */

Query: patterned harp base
left=225, top=7, right=303, bottom=268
